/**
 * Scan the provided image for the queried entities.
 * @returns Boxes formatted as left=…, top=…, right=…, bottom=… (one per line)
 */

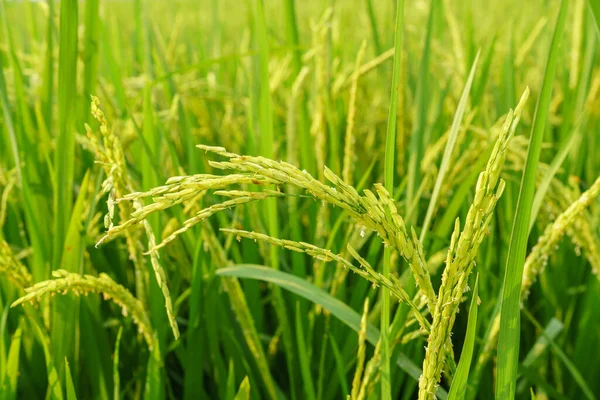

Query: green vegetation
left=1, top=0, right=600, bottom=399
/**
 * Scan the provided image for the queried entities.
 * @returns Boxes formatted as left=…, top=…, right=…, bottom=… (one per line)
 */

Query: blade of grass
left=51, top=0, right=80, bottom=377
left=216, top=265, right=448, bottom=399
left=448, top=276, right=479, bottom=400
left=51, top=171, right=91, bottom=386
left=520, top=318, right=563, bottom=370
left=406, top=0, right=435, bottom=222
left=29, top=312, right=63, bottom=400
left=329, top=335, right=350, bottom=397
left=283, top=0, right=315, bottom=175
left=184, top=238, right=205, bottom=400
left=365, top=0, right=383, bottom=57
left=588, top=0, right=600, bottom=36
left=496, top=2, right=568, bottom=398
left=53, top=0, right=78, bottom=272
left=420, top=50, right=480, bottom=243
left=529, top=128, right=578, bottom=233
left=65, top=358, right=77, bottom=400
left=113, top=326, right=123, bottom=400
left=233, top=376, right=251, bottom=400
left=382, top=1, right=405, bottom=398
left=144, top=336, right=164, bottom=399
left=100, top=20, right=127, bottom=114
left=0, top=0, right=49, bottom=283
left=2, top=324, right=22, bottom=400
left=82, top=0, right=99, bottom=121
left=77, top=300, right=111, bottom=400
left=295, top=302, right=316, bottom=400
left=42, top=0, right=55, bottom=127
left=472, top=36, right=497, bottom=105
left=255, top=1, right=298, bottom=397
left=521, top=310, right=595, bottom=400
left=205, top=227, right=279, bottom=400
left=225, top=360, right=236, bottom=400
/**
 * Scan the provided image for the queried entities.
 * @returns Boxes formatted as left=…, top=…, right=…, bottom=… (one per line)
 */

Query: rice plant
left=1, top=0, right=600, bottom=399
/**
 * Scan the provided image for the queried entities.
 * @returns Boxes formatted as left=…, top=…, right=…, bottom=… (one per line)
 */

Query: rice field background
left=1, top=0, right=599, bottom=399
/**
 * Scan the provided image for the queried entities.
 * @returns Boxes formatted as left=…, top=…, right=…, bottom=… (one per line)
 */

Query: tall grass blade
left=51, top=0, right=80, bottom=378
left=420, top=50, right=480, bottom=243
left=406, top=0, right=436, bottom=220
left=529, top=129, right=577, bottom=233
left=216, top=265, right=449, bottom=399
left=588, top=0, right=600, bottom=36
left=521, top=310, right=595, bottom=400
left=30, top=315, right=63, bottom=400
left=382, top=0, right=405, bottom=397
left=447, top=276, right=479, bottom=400
left=254, top=1, right=297, bottom=397
left=53, top=0, right=78, bottom=271
left=184, top=239, right=205, bottom=399
left=113, top=326, right=123, bottom=400
left=496, top=2, right=569, bottom=398
left=233, top=376, right=251, bottom=400
left=82, top=0, right=100, bottom=121
left=295, top=302, right=316, bottom=400
left=64, top=358, right=77, bottom=400
left=1, top=325, right=22, bottom=400
left=144, top=337, right=164, bottom=399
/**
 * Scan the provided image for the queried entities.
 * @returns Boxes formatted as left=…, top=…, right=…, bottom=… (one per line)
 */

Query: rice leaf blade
left=420, top=50, right=480, bottom=243
left=382, top=0, right=405, bottom=397
left=495, top=2, right=569, bottom=398
left=64, top=358, right=77, bottom=400
left=448, top=276, right=479, bottom=400
left=216, top=265, right=448, bottom=399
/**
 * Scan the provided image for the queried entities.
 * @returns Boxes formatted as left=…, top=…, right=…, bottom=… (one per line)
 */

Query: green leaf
left=529, top=130, right=578, bottom=233
left=329, top=336, right=350, bottom=397
left=496, top=2, right=569, bottom=398
left=113, top=327, right=123, bottom=400
left=216, top=265, right=448, bottom=399
left=406, top=0, right=434, bottom=219
left=521, top=311, right=595, bottom=400
left=64, top=358, right=77, bottom=400
left=233, top=376, right=251, bottom=400
left=295, top=302, right=316, bottom=400
left=254, top=1, right=297, bottom=398
left=448, top=276, right=479, bottom=400
left=2, top=325, right=22, bottom=400
left=29, top=313, right=64, bottom=400
left=51, top=171, right=90, bottom=384
left=53, top=0, right=78, bottom=271
left=184, top=239, right=205, bottom=400
left=382, top=0, right=405, bottom=398
left=82, top=0, right=100, bottom=121
left=588, top=0, right=600, bottom=37
left=144, top=337, right=164, bottom=400
left=420, top=49, right=480, bottom=243
left=225, top=360, right=236, bottom=400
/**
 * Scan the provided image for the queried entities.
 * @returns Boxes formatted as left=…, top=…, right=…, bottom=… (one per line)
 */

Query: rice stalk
left=224, top=228, right=431, bottom=332
left=356, top=341, right=381, bottom=400
left=0, top=170, right=16, bottom=229
left=12, top=269, right=154, bottom=349
left=342, top=40, right=367, bottom=185
left=88, top=96, right=179, bottom=340
left=0, top=240, right=33, bottom=289
left=351, top=297, right=370, bottom=400
left=418, top=88, right=529, bottom=399
left=106, top=144, right=438, bottom=310
left=522, top=174, right=600, bottom=298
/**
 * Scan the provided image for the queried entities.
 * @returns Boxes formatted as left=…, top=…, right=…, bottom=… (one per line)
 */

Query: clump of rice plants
left=1, top=0, right=600, bottom=399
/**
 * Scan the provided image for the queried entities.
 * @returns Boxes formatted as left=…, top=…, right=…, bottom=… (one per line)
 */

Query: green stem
left=382, top=0, right=405, bottom=398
